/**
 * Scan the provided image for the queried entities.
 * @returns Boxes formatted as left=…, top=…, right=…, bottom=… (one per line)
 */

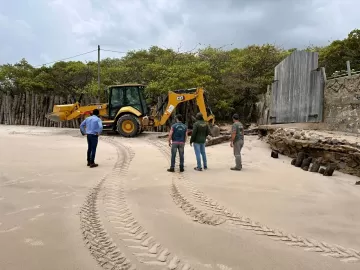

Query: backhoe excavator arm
left=153, top=87, right=215, bottom=127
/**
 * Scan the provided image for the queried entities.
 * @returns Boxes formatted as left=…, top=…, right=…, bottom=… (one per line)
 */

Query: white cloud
left=0, top=14, right=33, bottom=38
left=0, top=0, right=360, bottom=65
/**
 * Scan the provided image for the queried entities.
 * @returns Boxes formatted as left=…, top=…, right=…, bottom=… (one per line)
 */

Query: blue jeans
left=193, top=143, right=207, bottom=169
left=87, top=134, right=98, bottom=164
left=171, top=143, right=185, bottom=169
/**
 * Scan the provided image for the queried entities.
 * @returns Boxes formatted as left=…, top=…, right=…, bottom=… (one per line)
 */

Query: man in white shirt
left=80, top=109, right=103, bottom=168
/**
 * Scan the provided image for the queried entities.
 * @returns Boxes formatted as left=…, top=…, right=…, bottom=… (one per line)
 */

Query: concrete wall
left=270, top=51, right=324, bottom=124
left=257, top=65, right=360, bottom=134
left=257, top=51, right=325, bottom=126
left=324, top=74, right=360, bottom=134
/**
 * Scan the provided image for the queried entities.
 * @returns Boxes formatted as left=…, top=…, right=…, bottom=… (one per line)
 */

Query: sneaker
left=90, top=163, right=99, bottom=168
left=167, top=168, right=175, bottom=172
left=194, top=167, right=202, bottom=171
left=230, top=167, right=241, bottom=171
left=204, top=166, right=208, bottom=170
left=180, top=167, right=184, bottom=172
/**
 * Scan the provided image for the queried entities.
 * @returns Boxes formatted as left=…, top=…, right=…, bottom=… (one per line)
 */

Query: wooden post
left=267, top=84, right=271, bottom=124
left=98, top=45, right=101, bottom=101
left=321, top=67, right=327, bottom=82
left=346, top=60, right=351, bottom=77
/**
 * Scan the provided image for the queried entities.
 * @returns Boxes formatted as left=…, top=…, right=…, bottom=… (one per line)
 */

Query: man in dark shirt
left=230, top=113, right=244, bottom=171
left=168, top=114, right=188, bottom=172
left=190, top=112, right=211, bottom=171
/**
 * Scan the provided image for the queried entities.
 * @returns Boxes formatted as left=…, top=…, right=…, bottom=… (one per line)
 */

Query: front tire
left=116, top=114, right=140, bottom=137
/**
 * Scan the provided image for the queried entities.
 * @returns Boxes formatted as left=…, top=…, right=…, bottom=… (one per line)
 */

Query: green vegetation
left=1, top=29, right=359, bottom=122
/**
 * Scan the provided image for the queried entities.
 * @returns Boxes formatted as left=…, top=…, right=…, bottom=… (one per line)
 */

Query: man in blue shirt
left=80, top=109, right=103, bottom=168
left=167, top=114, right=188, bottom=172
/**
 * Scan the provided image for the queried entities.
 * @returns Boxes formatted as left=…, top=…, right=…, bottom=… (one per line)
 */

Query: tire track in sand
left=8, top=129, right=133, bottom=269
left=149, top=139, right=226, bottom=226
left=94, top=136, right=194, bottom=270
left=80, top=175, right=133, bottom=270
left=149, top=138, right=360, bottom=264
left=12, top=130, right=194, bottom=269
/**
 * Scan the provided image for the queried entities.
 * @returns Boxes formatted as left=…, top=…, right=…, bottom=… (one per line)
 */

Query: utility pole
left=346, top=60, right=351, bottom=77
left=97, top=45, right=101, bottom=100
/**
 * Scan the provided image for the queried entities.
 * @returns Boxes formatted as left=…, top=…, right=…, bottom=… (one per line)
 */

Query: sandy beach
left=0, top=125, right=359, bottom=270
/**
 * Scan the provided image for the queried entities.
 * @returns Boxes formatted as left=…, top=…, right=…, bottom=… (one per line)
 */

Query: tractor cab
left=107, top=84, right=148, bottom=120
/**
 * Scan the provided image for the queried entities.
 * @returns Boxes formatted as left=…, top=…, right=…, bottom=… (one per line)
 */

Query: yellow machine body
left=152, top=87, right=215, bottom=127
left=46, top=84, right=218, bottom=137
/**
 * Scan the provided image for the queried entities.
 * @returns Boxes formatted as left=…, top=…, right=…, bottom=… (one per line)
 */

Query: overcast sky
left=0, top=0, right=359, bottom=66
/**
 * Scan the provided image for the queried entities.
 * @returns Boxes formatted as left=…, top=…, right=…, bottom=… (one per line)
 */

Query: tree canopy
left=1, top=28, right=359, bottom=121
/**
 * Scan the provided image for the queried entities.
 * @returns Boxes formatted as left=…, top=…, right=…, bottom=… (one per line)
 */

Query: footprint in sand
left=67, top=185, right=78, bottom=191
left=217, top=264, right=233, bottom=270
left=5, top=205, right=41, bottom=215
left=0, top=177, right=24, bottom=187
left=0, top=226, right=21, bottom=234
left=51, top=179, right=63, bottom=184
left=63, top=204, right=80, bottom=209
left=27, top=189, right=53, bottom=194
left=29, top=213, right=45, bottom=222
left=24, top=238, right=44, bottom=246
left=52, top=192, right=76, bottom=200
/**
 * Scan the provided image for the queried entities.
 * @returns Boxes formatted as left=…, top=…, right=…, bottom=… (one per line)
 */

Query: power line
left=34, top=49, right=97, bottom=67
left=100, top=49, right=127, bottom=54
left=32, top=45, right=237, bottom=68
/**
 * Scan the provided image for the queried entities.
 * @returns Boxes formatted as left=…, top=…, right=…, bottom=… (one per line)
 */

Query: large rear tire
left=116, top=114, right=140, bottom=137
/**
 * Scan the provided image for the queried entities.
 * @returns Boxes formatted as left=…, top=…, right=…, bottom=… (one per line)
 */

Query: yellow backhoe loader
left=45, top=83, right=220, bottom=137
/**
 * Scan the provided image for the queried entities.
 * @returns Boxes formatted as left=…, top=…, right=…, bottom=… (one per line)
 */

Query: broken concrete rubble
left=205, top=135, right=231, bottom=146
left=266, top=128, right=360, bottom=177
left=271, top=150, right=279, bottom=158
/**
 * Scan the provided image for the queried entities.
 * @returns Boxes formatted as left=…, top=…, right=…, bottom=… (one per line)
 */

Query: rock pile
left=290, top=152, right=336, bottom=176
left=267, top=128, right=360, bottom=177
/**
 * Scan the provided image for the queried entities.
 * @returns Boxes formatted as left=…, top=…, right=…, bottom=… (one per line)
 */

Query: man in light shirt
left=230, top=113, right=244, bottom=171
left=80, top=109, right=103, bottom=168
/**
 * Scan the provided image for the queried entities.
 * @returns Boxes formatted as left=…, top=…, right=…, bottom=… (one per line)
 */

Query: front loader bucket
left=45, top=112, right=68, bottom=122
left=209, top=124, right=220, bottom=137
left=45, top=103, right=77, bottom=122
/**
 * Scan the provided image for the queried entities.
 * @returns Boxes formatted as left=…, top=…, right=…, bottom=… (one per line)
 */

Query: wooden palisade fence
left=0, top=91, right=197, bottom=131
left=0, top=92, right=97, bottom=128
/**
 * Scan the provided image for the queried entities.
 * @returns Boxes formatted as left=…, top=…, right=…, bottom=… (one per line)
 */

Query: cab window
left=124, top=86, right=142, bottom=112
left=109, top=88, right=123, bottom=118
